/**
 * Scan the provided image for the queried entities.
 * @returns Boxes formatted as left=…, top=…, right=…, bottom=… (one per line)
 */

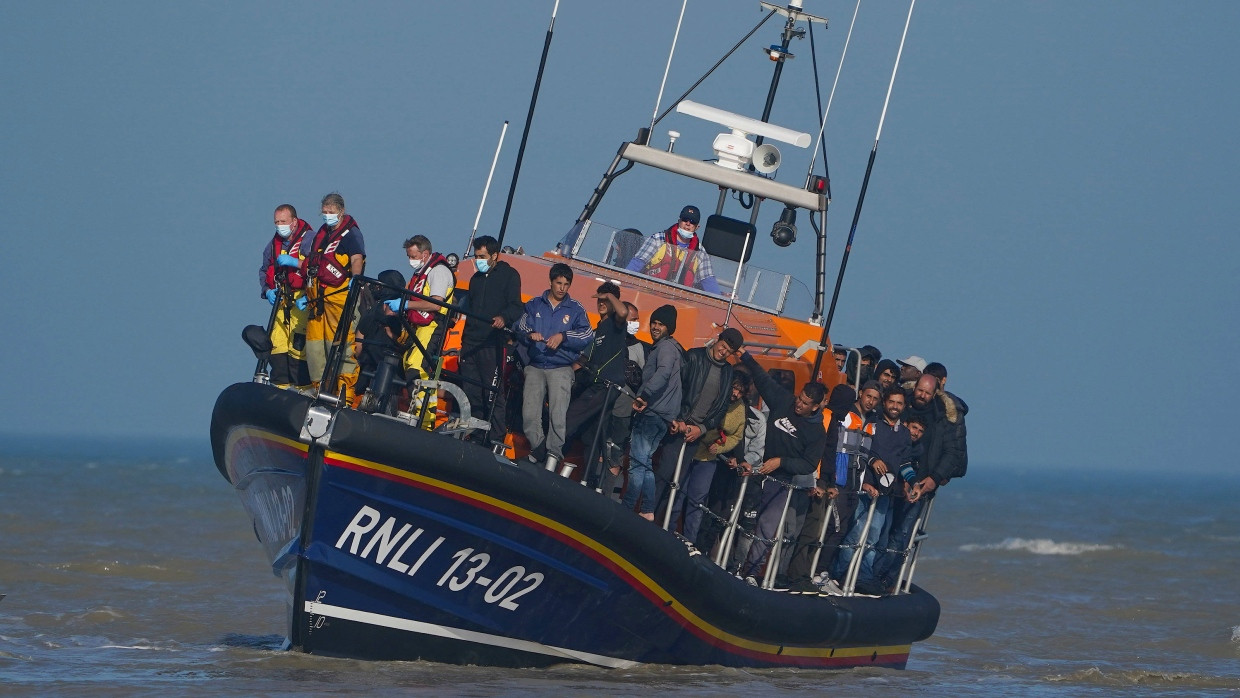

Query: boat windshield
left=565, top=220, right=813, bottom=318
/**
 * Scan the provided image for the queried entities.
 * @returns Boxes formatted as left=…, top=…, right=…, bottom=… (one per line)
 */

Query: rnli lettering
left=334, top=505, right=543, bottom=611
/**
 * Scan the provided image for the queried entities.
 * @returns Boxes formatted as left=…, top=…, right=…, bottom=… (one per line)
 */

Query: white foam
left=1231, top=626, right=1240, bottom=643
left=960, top=537, right=1116, bottom=555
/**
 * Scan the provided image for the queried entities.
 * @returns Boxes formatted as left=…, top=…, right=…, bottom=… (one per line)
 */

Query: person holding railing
left=395, top=235, right=456, bottom=428
left=733, top=351, right=828, bottom=584
left=516, top=263, right=594, bottom=466
left=459, top=235, right=524, bottom=448
left=301, top=192, right=366, bottom=392
left=261, top=203, right=313, bottom=388
left=831, top=386, right=911, bottom=596
left=624, top=205, right=722, bottom=294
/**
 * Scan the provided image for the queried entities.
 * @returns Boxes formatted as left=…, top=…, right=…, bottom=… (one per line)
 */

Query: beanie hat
left=860, top=380, right=882, bottom=395
left=651, top=304, right=677, bottom=336
left=718, top=327, right=744, bottom=351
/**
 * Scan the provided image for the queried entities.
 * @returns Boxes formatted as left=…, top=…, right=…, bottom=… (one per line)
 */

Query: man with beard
left=654, top=327, right=744, bottom=519
left=831, top=387, right=911, bottom=595
left=903, top=373, right=968, bottom=500
left=624, top=305, right=682, bottom=520
left=734, top=352, right=828, bottom=584
left=784, top=383, right=857, bottom=593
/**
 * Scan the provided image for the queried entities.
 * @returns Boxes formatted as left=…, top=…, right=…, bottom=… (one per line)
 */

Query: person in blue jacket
left=516, top=263, right=594, bottom=464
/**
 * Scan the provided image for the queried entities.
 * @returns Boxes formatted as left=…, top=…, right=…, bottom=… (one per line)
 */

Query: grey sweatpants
left=521, top=365, right=574, bottom=458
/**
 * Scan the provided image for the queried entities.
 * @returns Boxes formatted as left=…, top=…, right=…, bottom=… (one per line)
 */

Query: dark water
left=2, top=439, right=1238, bottom=696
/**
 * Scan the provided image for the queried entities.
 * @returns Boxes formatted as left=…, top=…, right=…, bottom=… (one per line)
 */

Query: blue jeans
left=623, top=412, right=667, bottom=514
left=672, top=458, right=717, bottom=543
left=873, top=493, right=929, bottom=583
left=832, top=492, right=891, bottom=586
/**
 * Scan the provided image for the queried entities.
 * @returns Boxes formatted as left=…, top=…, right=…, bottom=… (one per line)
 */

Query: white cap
left=897, top=355, right=927, bottom=372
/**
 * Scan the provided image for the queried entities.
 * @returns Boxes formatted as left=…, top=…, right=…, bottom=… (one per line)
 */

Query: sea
left=1, top=437, right=1237, bottom=696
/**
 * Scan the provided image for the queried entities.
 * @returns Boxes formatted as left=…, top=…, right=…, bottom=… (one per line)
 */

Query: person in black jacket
left=653, top=328, right=744, bottom=518
left=735, top=351, right=828, bottom=582
left=459, top=235, right=524, bottom=445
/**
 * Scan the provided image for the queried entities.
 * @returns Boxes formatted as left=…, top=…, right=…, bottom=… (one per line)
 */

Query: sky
left=3, top=1, right=1238, bottom=473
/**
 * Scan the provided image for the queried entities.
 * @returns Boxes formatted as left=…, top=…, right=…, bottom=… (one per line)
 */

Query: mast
left=495, top=1, right=560, bottom=251
left=812, top=0, right=917, bottom=380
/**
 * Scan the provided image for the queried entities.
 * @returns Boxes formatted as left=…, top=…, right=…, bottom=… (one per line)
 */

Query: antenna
left=676, top=100, right=810, bottom=171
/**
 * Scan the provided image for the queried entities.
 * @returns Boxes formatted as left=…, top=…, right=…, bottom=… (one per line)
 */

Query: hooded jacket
left=637, top=334, right=684, bottom=422
left=904, top=391, right=968, bottom=485
left=740, top=353, right=826, bottom=479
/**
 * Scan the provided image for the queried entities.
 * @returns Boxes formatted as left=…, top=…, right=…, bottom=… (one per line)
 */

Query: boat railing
left=669, top=470, right=934, bottom=596
left=564, top=221, right=813, bottom=319
left=311, top=275, right=501, bottom=432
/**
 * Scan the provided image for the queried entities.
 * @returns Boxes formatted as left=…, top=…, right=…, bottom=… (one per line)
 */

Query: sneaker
left=817, top=578, right=845, bottom=596
left=788, top=578, right=820, bottom=594
left=744, top=575, right=758, bottom=587
left=854, top=579, right=887, bottom=597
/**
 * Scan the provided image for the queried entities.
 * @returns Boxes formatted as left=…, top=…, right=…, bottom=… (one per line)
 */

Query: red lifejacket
left=405, top=253, right=455, bottom=326
left=645, top=225, right=701, bottom=287
left=264, top=220, right=310, bottom=290
left=307, top=216, right=358, bottom=288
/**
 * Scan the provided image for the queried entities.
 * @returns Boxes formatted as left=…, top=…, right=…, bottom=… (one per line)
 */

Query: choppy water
left=2, top=439, right=1237, bottom=696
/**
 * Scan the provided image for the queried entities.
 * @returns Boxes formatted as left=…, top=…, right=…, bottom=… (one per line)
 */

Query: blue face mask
left=275, top=224, right=292, bottom=238
left=322, top=212, right=340, bottom=227
left=475, top=258, right=490, bottom=273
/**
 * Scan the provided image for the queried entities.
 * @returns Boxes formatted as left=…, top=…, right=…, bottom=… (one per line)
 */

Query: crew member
left=301, top=192, right=365, bottom=392
left=260, top=203, right=312, bottom=388
left=625, top=205, right=722, bottom=294
left=395, top=234, right=456, bottom=428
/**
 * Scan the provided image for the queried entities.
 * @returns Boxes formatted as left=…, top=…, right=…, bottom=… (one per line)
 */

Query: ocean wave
left=1044, top=666, right=1240, bottom=689
left=1231, top=625, right=1240, bottom=644
left=959, top=538, right=1116, bottom=555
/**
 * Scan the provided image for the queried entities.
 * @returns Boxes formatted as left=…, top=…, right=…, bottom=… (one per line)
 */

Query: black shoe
left=528, top=445, right=547, bottom=464
left=787, top=578, right=819, bottom=594
left=854, top=579, right=887, bottom=596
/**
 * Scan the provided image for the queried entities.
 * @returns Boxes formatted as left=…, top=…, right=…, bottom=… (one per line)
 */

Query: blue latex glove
left=295, top=296, right=308, bottom=311
left=276, top=254, right=300, bottom=268
left=385, top=298, right=402, bottom=312
left=265, top=289, right=278, bottom=305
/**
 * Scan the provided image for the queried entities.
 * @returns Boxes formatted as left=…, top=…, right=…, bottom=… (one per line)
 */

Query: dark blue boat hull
left=212, top=382, right=939, bottom=668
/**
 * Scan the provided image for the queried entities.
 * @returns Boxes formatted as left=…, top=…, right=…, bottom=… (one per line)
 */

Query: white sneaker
left=818, top=578, right=845, bottom=596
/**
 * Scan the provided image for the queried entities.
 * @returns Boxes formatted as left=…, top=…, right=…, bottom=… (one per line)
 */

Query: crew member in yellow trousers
left=394, top=235, right=455, bottom=428
left=301, top=192, right=365, bottom=396
left=261, top=204, right=314, bottom=388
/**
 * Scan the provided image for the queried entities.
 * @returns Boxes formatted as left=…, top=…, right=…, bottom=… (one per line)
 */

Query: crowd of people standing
left=258, top=195, right=969, bottom=596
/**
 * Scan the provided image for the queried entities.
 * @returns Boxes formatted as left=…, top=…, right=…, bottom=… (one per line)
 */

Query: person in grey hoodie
left=622, top=305, right=682, bottom=520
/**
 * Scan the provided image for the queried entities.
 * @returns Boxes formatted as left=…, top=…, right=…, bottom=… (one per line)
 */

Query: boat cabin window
left=564, top=220, right=812, bottom=318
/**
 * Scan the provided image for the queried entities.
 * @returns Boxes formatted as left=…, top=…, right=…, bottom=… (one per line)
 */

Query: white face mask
left=676, top=226, right=695, bottom=241
left=275, top=224, right=292, bottom=238
left=408, top=257, right=424, bottom=272
left=627, top=320, right=640, bottom=335
left=323, top=212, right=340, bottom=227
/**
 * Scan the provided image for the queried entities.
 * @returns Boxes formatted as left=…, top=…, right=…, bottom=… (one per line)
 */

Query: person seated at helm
left=625, top=205, right=722, bottom=294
